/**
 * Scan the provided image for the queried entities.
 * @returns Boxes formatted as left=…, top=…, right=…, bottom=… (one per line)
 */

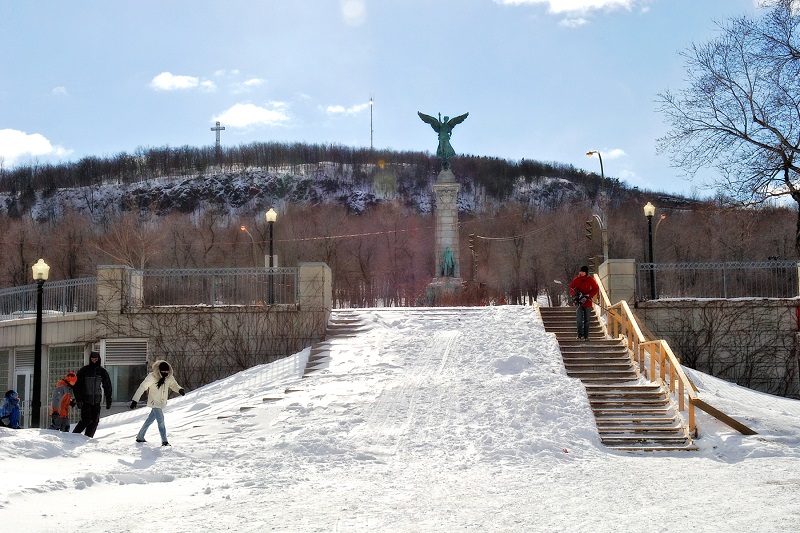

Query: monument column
left=432, top=169, right=461, bottom=279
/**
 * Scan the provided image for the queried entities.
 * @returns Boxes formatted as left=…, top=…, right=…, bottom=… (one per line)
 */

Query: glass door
left=14, top=371, right=32, bottom=429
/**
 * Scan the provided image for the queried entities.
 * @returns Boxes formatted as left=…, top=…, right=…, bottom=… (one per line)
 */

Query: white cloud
left=231, top=78, right=266, bottom=94
left=560, top=16, right=588, bottom=27
left=52, top=86, right=68, bottom=96
left=604, top=148, right=627, bottom=159
left=499, top=0, right=637, bottom=12
left=150, top=72, right=217, bottom=91
left=213, top=102, right=290, bottom=128
left=325, top=102, right=370, bottom=116
left=341, top=0, right=366, bottom=26
left=0, top=129, right=70, bottom=167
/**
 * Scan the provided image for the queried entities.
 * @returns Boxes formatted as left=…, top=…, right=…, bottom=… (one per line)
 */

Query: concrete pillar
left=432, top=169, right=461, bottom=279
left=298, top=263, right=332, bottom=313
left=598, top=259, right=636, bottom=305
left=96, top=265, right=138, bottom=315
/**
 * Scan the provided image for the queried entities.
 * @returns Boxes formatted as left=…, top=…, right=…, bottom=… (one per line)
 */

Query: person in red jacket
left=569, top=265, right=599, bottom=340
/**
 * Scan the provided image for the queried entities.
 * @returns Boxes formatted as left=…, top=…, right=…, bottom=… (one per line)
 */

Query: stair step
left=598, top=426, right=683, bottom=434
left=601, top=435, right=692, bottom=444
left=567, top=371, right=638, bottom=379
left=586, top=384, right=662, bottom=390
left=610, top=445, right=699, bottom=452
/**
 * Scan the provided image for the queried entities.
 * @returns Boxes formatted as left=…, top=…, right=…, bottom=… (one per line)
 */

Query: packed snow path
left=2, top=306, right=800, bottom=532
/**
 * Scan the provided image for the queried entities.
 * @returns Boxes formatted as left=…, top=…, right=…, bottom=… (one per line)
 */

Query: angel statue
left=418, top=111, right=469, bottom=170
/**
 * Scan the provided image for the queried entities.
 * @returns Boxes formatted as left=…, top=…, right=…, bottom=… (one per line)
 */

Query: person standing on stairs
left=569, top=266, right=599, bottom=341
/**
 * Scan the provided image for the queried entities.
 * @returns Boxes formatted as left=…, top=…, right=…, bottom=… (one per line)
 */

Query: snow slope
left=1, top=306, right=799, bottom=532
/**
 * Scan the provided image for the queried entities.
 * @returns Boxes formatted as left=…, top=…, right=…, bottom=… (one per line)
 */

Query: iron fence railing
left=130, top=267, right=299, bottom=308
left=0, top=277, right=98, bottom=322
left=637, top=260, right=800, bottom=300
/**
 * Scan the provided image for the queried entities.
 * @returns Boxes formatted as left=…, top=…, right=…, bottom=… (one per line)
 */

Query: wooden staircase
left=302, top=310, right=369, bottom=378
left=540, top=306, right=697, bottom=452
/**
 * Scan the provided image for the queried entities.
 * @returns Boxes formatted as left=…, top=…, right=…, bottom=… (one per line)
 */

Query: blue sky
left=0, top=0, right=758, bottom=196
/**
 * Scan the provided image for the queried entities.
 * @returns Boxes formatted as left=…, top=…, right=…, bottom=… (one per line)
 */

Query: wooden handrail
left=591, top=274, right=756, bottom=436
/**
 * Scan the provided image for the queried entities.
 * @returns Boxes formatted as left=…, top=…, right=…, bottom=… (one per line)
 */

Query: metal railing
left=129, top=267, right=299, bottom=308
left=595, top=274, right=756, bottom=436
left=637, top=260, right=800, bottom=300
left=0, top=277, right=97, bottom=322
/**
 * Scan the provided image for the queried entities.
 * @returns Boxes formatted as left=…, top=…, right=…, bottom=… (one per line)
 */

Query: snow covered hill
left=1, top=306, right=799, bottom=532
left=6, top=164, right=589, bottom=222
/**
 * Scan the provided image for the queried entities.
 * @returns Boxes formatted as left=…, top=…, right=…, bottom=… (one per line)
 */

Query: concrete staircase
left=302, top=310, right=369, bottom=378
left=540, top=306, right=697, bottom=452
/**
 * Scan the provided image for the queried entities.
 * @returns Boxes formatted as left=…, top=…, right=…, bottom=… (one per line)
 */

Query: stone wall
left=636, top=299, right=800, bottom=399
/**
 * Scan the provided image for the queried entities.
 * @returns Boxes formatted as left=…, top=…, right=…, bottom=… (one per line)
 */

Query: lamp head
left=32, top=258, right=50, bottom=281
left=265, top=208, right=277, bottom=223
left=643, top=202, right=656, bottom=218
left=586, top=150, right=598, bottom=157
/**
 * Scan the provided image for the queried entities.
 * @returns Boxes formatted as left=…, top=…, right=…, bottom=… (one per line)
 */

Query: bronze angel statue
left=418, top=111, right=469, bottom=170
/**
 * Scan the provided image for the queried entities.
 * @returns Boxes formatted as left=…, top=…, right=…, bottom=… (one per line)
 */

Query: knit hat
left=580, top=265, right=589, bottom=273
left=158, top=362, right=170, bottom=373
left=65, top=372, right=77, bottom=386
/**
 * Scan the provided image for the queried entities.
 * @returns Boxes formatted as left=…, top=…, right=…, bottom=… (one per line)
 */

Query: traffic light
left=468, top=233, right=475, bottom=250
left=587, top=256, right=595, bottom=274
left=585, top=219, right=593, bottom=240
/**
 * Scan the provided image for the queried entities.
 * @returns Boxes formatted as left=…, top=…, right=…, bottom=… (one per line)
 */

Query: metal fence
left=0, top=277, right=98, bottom=321
left=637, top=260, right=800, bottom=300
left=130, top=267, right=299, bottom=307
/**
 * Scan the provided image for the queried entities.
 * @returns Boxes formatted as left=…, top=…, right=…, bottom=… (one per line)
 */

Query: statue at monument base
left=424, top=276, right=465, bottom=306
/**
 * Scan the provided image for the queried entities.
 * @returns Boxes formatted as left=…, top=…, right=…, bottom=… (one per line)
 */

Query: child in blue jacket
left=0, top=390, right=22, bottom=429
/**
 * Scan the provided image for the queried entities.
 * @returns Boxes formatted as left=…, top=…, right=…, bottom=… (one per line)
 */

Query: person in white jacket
left=130, top=360, right=185, bottom=446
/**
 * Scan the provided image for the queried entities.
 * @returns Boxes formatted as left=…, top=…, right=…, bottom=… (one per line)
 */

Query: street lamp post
left=644, top=202, right=656, bottom=300
left=266, top=208, right=277, bottom=304
left=586, top=150, right=608, bottom=262
left=31, top=258, right=50, bottom=428
left=240, top=225, right=257, bottom=267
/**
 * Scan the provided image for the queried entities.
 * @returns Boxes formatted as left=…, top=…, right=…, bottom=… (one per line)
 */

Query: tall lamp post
left=31, top=258, right=50, bottom=428
left=644, top=202, right=656, bottom=300
left=586, top=150, right=608, bottom=262
left=240, top=225, right=257, bottom=267
left=266, top=208, right=277, bottom=304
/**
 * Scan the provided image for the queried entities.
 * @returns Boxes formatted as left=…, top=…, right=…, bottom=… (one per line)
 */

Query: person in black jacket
left=72, top=351, right=113, bottom=437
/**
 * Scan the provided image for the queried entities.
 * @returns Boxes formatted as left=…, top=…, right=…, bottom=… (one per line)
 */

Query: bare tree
left=657, top=0, right=800, bottom=254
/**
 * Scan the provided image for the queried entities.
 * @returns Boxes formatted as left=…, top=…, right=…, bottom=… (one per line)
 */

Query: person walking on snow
left=130, top=360, right=185, bottom=446
left=569, top=265, right=599, bottom=341
left=50, top=371, right=77, bottom=431
left=72, top=351, right=113, bottom=437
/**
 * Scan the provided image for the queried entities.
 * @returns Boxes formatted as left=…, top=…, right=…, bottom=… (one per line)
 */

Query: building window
left=107, top=365, right=148, bottom=401
left=0, top=349, right=8, bottom=392
left=48, top=345, right=84, bottom=425
left=102, top=339, right=149, bottom=403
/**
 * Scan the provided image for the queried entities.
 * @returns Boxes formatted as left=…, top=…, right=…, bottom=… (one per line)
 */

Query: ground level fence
left=130, top=267, right=299, bottom=307
left=637, top=260, right=800, bottom=300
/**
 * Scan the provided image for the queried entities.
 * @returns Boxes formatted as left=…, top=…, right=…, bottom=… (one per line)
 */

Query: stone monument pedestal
left=425, top=276, right=465, bottom=306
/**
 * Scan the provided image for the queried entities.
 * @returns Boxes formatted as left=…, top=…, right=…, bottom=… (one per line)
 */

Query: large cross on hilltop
left=211, top=121, right=225, bottom=157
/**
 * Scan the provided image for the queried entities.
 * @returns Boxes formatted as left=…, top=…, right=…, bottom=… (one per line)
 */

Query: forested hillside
left=0, top=142, right=794, bottom=306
